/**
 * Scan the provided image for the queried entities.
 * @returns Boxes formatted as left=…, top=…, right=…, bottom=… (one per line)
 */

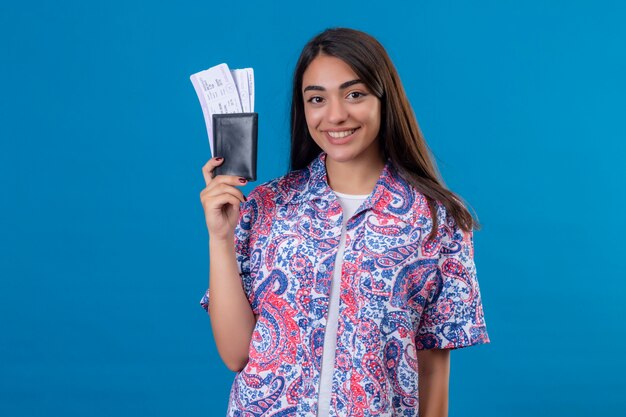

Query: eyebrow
left=303, top=79, right=363, bottom=93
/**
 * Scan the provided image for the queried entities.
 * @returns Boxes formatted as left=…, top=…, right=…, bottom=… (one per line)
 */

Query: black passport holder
left=212, top=113, right=258, bottom=181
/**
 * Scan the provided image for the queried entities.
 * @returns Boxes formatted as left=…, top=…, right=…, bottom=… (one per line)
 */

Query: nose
left=326, top=98, right=348, bottom=124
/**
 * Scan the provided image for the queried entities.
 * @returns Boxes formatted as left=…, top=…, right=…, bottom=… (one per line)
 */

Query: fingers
left=203, top=193, right=243, bottom=213
left=206, top=173, right=248, bottom=188
left=200, top=181, right=246, bottom=205
left=201, top=158, right=249, bottom=219
left=202, top=157, right=225, bottom=186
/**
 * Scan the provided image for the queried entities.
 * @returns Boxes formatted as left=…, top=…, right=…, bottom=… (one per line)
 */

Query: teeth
left=327, top=129, right=356, bottom=138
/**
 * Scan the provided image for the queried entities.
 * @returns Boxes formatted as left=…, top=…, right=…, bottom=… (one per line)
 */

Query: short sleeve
left=199, top=193, right=257, bottom=315
left=416, top=204, right=490, bottom=350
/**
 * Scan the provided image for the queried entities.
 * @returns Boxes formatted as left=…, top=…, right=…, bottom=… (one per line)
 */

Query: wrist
left=209, top=235, right=236, bottom=249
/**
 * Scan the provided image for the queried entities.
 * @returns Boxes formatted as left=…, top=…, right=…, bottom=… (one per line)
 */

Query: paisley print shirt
left=201, top=152, right=490, bottom=416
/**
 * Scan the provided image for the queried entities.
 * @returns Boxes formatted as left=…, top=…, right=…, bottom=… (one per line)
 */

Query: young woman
left=199, top=28, right=489, bottom=417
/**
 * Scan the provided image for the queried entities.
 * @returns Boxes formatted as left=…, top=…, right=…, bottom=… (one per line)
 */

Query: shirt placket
left=298, top=197, right=344, bottom=417
left=330, top=214, right=368, bottom=416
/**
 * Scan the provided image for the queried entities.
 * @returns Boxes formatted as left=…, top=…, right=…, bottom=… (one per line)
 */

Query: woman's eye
left=347, top=91, right=366, bottom=99
left=307, top=96, right=324, bottom=104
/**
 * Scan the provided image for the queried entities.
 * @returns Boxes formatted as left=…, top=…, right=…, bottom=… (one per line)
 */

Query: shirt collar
left=284, top=152, right=418, bottom=225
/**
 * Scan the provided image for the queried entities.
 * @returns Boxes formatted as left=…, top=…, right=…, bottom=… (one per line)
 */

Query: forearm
left=418, top=349, right=450, bottom=417
left=208, top=238, right=256, bottom=372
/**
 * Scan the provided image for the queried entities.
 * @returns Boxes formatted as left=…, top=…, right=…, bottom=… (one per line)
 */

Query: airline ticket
left=190, top=63, right=255, bottom=155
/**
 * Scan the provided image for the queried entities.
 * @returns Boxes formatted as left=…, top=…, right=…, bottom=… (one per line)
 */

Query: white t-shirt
left=317, top=191, right=369, bottom=417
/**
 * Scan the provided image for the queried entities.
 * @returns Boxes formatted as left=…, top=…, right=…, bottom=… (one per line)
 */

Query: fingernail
left=238, top=178, right=247, bottom=184
left=215, top=157, right=223, bottom=161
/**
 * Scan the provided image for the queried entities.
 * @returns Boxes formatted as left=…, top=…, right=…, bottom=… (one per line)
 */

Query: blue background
left=1, top=1, right=625, bottom=416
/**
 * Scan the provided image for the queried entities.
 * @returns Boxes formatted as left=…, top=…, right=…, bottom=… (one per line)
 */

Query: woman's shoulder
left=413, top=193, right=459, bottom=232
left=386, top=168, right=434, bottom=227
left=390, top=169, right=456, bottom=235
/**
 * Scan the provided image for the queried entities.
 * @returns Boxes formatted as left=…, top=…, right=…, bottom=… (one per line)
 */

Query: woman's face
left=302, top=54, right=382, bottom=166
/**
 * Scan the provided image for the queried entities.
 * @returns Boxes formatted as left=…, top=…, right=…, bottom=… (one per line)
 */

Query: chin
left=323, top=141, right=382, bottom=165
left=321, top=147, right=360, bottom=163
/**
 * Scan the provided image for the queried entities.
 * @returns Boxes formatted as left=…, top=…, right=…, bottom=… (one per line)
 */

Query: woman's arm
left=208, top=238, right=256, bottom=372
left=200, top=157, right=256, bottom=372
left=417, top=348, right=451, bottom=417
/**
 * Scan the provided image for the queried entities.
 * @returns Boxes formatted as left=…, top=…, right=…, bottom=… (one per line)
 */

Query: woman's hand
left=200, top=157, right=248, bottom=242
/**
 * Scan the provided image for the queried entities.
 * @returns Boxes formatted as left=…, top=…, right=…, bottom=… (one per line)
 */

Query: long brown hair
left=290, top=28, right=480, bottom=240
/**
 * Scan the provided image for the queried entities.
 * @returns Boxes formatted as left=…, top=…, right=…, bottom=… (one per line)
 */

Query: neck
left=325, top=152, right=386, bottom=195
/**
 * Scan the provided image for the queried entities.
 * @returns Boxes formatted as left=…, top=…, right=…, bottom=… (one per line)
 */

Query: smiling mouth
left=326, top=128, right=358, bottom=138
